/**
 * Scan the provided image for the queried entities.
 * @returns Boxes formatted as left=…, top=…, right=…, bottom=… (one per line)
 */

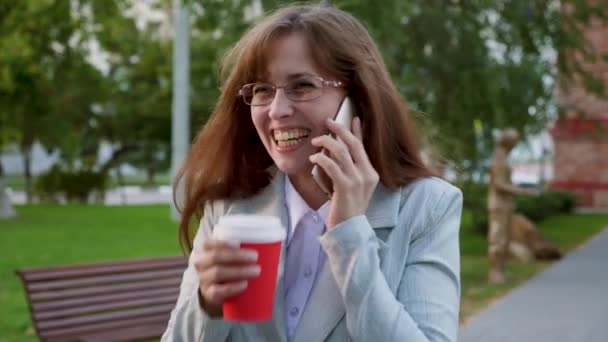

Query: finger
left=195, top=246, right=258, bottom=270
left=200, top=248, right=258, bottom=268
left=200, top=264, right=261, bottom=284
left=352, top=116, right=363, bottom=141
left=325, top=117, right=354, bottom=144
left=204, top=281, right=248, bottom=303
left=310, top=135, right=355, bottom=173
left=203, top=238, right=240, bottom=250
left=309, top=152, right=346, bottom=187
left=326, top=118, right=369, bottom=165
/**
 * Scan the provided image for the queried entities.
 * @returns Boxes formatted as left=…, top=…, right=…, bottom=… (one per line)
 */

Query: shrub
left=515, top=190, right=576, bottom=222
left=459, top=180, right=489, bottom=234
left=35, top=167, right=107, bottom=203
left=458, top=181, right=577, bottom=234
left=34, top=165, right=63, bottom=202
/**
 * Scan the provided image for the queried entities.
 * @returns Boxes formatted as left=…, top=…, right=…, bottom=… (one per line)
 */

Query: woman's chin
left=274, top=159, right=313, bottom=176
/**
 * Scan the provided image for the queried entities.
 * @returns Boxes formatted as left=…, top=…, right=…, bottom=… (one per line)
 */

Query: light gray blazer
left=162, top=172, right=462, bottom=342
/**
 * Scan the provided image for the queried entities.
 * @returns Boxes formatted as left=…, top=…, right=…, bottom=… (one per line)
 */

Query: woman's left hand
left=310, top=116, right=379, bottom=229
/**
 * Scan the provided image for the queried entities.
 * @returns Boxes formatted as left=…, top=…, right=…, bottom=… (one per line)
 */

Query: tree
left=4, top=0, right=603, bottom=197
left=190, top=0, right=607, bottom=178
left=83, top=0, right=173, bottom=182
left=334, top=0, right=607, bottom=177
left=0, top=0, right=102, bottom=202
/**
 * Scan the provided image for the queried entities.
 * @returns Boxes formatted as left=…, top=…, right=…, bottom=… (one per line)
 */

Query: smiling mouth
left=272, top=128, right=311, bottom=147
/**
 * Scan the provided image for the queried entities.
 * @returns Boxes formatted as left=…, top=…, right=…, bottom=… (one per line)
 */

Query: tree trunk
left=21, top=145, right=32, bottom=204
left=146, top=168, right=155, bottom=187
left=0, top=162, right=17, bottom=219
left=116, top=167, right=127, bottom=205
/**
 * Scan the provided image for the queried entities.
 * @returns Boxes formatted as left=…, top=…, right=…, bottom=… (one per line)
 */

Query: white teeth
left=277, top=139, right=302, bottom=147
left=273, top=128, right=309, bottom=141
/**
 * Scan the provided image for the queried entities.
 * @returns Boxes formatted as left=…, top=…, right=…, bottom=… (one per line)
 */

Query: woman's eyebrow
left=286, top=72, right=315, bottom=80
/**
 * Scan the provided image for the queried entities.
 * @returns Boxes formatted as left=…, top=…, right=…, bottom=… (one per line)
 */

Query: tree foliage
left=189, top=0, right=607, bottom=176
left=1, top=0, right=606, bottom=191
left=0, top=0, right=103, bottom=201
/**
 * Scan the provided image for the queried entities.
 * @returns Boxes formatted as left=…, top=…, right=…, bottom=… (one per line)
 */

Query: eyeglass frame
left=238, top=76, right=345, bottom=106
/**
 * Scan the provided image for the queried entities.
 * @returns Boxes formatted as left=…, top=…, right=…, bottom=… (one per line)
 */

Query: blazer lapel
left=292, top=183, right=400, bottom=342
left=291, top=261, right=344, bottom=342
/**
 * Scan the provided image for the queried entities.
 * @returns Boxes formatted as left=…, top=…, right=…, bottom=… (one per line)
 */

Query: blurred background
left=1, top=0, right=607, bottom=341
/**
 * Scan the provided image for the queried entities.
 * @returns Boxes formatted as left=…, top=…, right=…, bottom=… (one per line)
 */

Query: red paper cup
left=213, top=215, right=285, bottom=322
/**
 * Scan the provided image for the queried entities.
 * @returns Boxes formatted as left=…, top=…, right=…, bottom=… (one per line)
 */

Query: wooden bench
left=16, top=256, right=188, bottom=342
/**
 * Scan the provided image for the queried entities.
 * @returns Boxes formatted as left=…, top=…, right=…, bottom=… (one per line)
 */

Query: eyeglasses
left=239, top=76, right=344, bottom=106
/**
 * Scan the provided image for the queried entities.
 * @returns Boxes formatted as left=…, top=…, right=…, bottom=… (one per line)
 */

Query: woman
left=163, top=4, right=462, bottom=342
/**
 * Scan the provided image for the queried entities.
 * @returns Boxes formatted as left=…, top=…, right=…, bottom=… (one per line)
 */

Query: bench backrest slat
left=17, top=256, right=187, bottom=341
left=76, top=323, right=168, bottom=342
left=37, top=304, right=175, bottom=331
left=19, top=257, right=187, bottom=281
left=44, top=315, right=169, bottom=341
left=29, top=278, right=180, bottom=301
left=26, top=268, right=185, bottom=291
left=34, top=294, right=178, bottom=321
left=33, top=287, right=178, bottom=311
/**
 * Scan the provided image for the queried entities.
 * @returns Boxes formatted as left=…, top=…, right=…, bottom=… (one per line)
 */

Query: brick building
left=551, top=13, right=608, bottom=208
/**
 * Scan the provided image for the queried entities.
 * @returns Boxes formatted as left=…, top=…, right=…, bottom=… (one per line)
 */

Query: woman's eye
left=294, top=82, right=314, bottom=88
left=291, top=81, right=316, bottom=92
left=253, top=85, right=273, bottom=94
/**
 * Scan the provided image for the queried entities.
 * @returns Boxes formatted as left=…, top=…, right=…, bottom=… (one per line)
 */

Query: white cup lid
left=213, top=215, right=286, bottom=242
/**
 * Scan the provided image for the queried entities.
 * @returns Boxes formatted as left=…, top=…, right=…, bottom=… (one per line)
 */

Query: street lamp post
left=170, top=0, right=190, bottom=221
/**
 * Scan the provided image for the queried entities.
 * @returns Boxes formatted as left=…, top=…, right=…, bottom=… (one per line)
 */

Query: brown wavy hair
left=175, top=4, right=434, bottom=251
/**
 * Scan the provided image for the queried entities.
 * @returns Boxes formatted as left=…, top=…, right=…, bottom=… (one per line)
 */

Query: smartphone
left=311, top=96, right=355, bottom=196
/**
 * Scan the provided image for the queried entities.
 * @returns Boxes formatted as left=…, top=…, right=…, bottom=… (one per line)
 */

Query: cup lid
left=213, top=215, right=286, bottom=242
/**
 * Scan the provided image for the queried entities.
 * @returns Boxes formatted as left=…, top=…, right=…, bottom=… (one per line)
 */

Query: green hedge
left=458, top=181, right=576, bottom=234
left=514, top=190, right=576, bottom=222
left=34, top=166, right=107, bottom=203
left=459, top=180, right=490, bottom=234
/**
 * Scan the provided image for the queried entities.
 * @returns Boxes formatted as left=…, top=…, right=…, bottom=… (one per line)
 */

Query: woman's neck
left=287, top=173, right=329, bottom=210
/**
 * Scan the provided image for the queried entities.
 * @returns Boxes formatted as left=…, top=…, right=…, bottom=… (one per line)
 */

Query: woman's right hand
left=193, top=239, right=260, bottom=317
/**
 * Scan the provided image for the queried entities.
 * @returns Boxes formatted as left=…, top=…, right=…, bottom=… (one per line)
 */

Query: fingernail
left=242, top=250, right=258, bottom=261
left=226, top=240, right=240, bottom=248
left=248, top=265, right=261, bottom=276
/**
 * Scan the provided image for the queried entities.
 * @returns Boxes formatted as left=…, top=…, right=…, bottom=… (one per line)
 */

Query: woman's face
left=250, top=33, right=346, bottom=177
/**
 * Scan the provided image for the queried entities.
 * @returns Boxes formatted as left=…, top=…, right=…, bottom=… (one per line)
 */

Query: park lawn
left=459, top=211, right=608, bottom=323
left=0, top=205, right=607, bottom=341
left=0, top=205, right=181, bottom=342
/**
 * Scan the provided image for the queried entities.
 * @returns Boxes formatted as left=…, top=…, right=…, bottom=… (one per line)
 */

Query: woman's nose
left=268, top=88, right=294, bottom=119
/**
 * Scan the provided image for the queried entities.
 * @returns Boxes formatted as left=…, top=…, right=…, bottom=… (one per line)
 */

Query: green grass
left=0, top=205, right=606, bottom=341
left=459, top=211, right=608, bottom=323
left=0, top=205, right=181, bottom=342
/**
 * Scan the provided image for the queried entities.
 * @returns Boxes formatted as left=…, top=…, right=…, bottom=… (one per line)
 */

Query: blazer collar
left=232, top=170, right=401, bottom=229
left=366, top=179, right=401, bottom=229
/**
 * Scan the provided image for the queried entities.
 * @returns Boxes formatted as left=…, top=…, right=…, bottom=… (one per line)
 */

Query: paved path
left=459, top=227, right=608, bottom=342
